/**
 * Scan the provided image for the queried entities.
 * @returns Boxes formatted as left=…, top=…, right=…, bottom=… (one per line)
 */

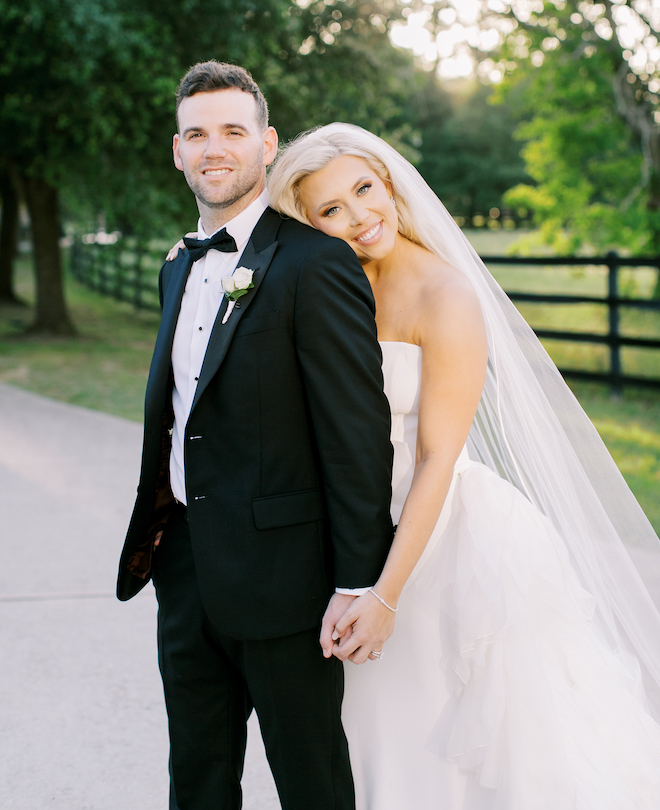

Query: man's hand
left=320, top=593, right=358, bottom=659
left=331, top=591, right=396, bottom=665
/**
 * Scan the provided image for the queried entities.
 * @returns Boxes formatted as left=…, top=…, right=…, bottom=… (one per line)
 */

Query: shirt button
left=198, top=326, right=203, bottom=331
left=204, top=278, right=208, bottom=283
left=194, top=376, right=199, bottom=381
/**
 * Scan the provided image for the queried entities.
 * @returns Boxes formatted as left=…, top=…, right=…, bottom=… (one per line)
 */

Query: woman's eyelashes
left=321, top=183, right=372, bottom=218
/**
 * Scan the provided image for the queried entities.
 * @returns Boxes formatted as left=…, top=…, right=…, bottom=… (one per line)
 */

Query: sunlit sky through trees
left=378, top=0, right=660, bottom=82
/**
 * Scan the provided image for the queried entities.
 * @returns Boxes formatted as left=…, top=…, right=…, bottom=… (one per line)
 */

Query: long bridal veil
left=268, top=122, right=660, bottom=717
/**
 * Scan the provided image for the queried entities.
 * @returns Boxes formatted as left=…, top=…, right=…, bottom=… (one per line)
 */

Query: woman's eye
left=323, top=205, right=340, bottom=217
left=357, top=183, right=371, bottom=196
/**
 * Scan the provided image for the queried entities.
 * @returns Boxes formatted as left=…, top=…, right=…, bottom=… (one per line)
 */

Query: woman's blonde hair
left=268, top=123, right=426, bottom=251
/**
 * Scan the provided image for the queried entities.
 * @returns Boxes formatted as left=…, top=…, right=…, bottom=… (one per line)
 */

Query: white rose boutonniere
left=221, top=267, right=254, bottom=324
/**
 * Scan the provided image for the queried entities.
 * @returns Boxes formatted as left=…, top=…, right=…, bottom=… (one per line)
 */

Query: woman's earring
left=391, top=197, right=397, bottom=208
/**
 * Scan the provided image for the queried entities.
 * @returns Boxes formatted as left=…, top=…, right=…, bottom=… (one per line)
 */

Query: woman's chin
left=352, top=236, right=396, bottom=264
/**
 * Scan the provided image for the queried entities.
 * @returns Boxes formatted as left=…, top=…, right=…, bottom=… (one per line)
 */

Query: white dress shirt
left=169, top=190, right=269, bottom=505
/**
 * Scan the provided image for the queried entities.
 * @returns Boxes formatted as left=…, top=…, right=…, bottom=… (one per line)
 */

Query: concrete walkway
left=0, top=384, right=279, bottom=810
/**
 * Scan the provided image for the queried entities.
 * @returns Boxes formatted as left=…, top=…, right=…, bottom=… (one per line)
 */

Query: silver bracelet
left=368, top=588, right=398, bottom=613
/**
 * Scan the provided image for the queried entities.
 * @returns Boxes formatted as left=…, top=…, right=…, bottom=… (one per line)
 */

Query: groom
left=116, top=61, right=394, bottom=809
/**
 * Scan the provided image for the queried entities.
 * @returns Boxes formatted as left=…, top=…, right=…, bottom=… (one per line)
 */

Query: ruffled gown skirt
left=342, top=342, right=660, bottom=809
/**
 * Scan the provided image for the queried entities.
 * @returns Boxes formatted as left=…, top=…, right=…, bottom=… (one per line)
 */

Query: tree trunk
left=0, top=171, right=22, bottom=304
left=21, top=175, right=75, bottom=335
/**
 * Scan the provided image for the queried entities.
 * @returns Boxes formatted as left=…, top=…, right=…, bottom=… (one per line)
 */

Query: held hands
left=320, top=590, right=397, bottom=665
left=320, top=593, right=357, bottom=659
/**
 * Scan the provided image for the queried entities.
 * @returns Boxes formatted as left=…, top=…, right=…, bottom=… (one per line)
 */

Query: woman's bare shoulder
left=412, top=251, right=484, bottom=346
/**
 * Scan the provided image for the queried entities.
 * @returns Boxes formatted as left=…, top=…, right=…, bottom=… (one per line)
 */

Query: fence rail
left=71, top=239, right=660, bottom=391
left=70, top=238, right=161, bottom=312
left=481, top=252, right=660, bottom=391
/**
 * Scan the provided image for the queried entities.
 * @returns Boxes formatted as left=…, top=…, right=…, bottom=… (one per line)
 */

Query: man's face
left=173, top=89, right=277, bottom=214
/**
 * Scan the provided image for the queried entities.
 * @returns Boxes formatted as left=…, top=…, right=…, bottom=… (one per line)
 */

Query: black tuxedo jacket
left=117, top=207, right=394, bottom=639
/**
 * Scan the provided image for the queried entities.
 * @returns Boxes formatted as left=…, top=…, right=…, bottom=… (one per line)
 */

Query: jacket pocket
left=252, top=488, right=324, bottom=530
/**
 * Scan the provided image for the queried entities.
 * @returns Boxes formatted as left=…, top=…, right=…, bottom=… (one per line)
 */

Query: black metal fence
left=70, top=238, right=660, bottom=391
left=70, top=236, right=161, bottom=312
left=481, top=252, right=660, bottom=391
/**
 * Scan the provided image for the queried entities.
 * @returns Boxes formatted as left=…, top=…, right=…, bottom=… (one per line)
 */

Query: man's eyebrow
left=182, top=123, right=250, bottom=137
left=182, top=126, right=204, bottom=137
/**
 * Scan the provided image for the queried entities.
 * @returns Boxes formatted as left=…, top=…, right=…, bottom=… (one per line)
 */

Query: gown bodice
left=380, top=341, right=469, bottom=522
left=380, top=341, right=421, bottom=522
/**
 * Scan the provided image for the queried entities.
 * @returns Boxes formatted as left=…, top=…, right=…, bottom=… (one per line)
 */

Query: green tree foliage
left=0, top=0, right=176, bottom=331
left=0, top=0, right=412, bottom=332
left=491, top=1, right=659, bottom=256
left=405, top=1, right=660, bottom=258
left=407, top=77, right=528, bottom=219
left=74, top=0, right=415, bottom=235
left=500, top=42, right=647, bottom=253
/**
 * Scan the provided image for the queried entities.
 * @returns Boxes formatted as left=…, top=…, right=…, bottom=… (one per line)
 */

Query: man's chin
left=194, top=190, right=236, bottom=210
left=196, top=184, right=258, bottom=210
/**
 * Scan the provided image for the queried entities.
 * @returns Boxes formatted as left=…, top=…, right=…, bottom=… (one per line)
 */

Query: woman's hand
left=165, top=232, right=196, bottom=261
left=331, top=590, right=397, bottom=665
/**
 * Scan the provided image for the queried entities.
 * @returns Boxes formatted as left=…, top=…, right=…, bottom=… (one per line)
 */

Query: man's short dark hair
left=176, top=61, right=269, bottom=131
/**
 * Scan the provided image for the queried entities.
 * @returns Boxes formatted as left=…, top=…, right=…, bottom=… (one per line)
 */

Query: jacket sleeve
left=294, top=238, right=394, bottom=588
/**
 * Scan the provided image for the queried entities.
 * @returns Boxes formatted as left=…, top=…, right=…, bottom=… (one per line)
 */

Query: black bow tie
left=183, top=228, right=238, bottom=262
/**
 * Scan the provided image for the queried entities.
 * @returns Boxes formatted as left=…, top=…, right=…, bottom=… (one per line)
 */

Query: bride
left=265, top=124, right=660, bottom=809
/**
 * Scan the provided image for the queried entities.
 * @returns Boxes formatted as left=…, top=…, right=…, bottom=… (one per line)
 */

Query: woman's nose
left=348, top=203, right=368, bottom=226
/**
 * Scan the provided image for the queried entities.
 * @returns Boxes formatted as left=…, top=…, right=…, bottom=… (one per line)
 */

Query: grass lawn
left=1, top=239, right=659, bottom=534
left=567, top=382, right=660, bottom=532
left=0, top=256, right=160, bottom=421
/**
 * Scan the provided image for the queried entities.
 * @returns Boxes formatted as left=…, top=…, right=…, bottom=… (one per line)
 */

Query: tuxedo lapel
left=144, top=253, right=193, bottom=419
left=190, top=209, right=281, bottom=414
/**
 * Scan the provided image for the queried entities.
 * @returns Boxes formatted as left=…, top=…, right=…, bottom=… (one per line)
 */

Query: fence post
left=606, top=250, right=621, bottom=395
left=113, top=244, right=124, bottom=302
left=70, top=239, right=80, bottom=281
left=133, top=248, right=143, bottom=309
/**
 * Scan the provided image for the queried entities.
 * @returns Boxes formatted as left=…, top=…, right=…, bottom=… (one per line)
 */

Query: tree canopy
left=0, top=0, right=414, bottom=331
left=405, top=0, right=660, bottom=255
left=405, top=78, right=528, bottom=219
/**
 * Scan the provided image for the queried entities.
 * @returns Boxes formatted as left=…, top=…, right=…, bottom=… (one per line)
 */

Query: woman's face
left=298, top=155, right=399, bottom=264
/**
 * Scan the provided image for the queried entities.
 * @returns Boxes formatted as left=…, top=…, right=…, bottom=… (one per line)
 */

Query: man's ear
left=173, top=133, right=183, bottom=172
left=263, top=126, right=279, bottom=168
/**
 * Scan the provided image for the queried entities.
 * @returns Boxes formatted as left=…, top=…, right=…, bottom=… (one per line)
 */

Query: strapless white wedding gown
left=342, top=341, right=660, bottom=810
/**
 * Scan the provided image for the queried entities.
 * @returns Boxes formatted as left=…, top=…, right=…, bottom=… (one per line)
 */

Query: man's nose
left=204, top=134, right=228, bottom=157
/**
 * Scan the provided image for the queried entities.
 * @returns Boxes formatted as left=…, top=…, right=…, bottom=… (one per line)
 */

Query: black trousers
left=151, top=509, right=356, bottom=810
